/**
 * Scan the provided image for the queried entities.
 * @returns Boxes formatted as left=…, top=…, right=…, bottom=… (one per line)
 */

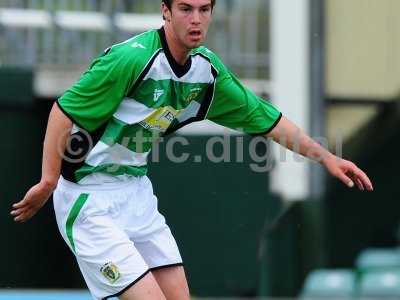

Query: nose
left=191, top=9, right=201, bottom=24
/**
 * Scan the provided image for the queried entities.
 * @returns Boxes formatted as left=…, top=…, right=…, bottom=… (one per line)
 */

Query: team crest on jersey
left=186, top=88, right=202, bottom=103
left=100, top=262, right=121, bottom=284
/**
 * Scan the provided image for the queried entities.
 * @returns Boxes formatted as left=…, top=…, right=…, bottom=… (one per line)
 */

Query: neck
left=163, top=25, right=190, bottom=65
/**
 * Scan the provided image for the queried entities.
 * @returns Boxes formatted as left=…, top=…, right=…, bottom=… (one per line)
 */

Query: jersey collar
left=158, top=27, right=192, bottom=78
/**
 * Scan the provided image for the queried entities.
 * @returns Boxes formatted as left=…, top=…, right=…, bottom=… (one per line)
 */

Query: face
left=162, top=0, right=213, bottom=50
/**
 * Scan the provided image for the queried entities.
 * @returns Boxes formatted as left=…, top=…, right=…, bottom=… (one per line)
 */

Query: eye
left=201, top=7, right=211, bottom=13
left=180, top=6, right=191, bottom=13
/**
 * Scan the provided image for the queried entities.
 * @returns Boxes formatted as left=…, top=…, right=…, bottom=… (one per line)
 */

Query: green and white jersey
left=58, top=27, right=282, bottom=184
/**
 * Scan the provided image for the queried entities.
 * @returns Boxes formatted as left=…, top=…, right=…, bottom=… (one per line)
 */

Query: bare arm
left=267, top=116, right=373, bottom=191
left=11, top=103, right=73, bottom=222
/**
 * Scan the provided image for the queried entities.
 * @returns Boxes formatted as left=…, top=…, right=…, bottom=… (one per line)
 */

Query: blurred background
left=1, top=0, right=400, bottom=299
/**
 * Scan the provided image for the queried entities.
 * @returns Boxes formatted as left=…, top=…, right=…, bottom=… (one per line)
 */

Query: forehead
left=172, top=0, right=212, bottom=6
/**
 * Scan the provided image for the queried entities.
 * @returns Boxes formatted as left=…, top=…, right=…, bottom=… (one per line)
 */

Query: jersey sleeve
left=206, top=62, right=282, bottom=135
left=57, top=47, right=143, bottom=132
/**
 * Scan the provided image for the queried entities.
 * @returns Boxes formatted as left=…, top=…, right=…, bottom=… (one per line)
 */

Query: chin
left=187, top=40, right=203, bottom=49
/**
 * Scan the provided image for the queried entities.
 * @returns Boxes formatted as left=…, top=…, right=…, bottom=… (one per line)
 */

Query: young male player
left=11, top=0, right=373, bottom=299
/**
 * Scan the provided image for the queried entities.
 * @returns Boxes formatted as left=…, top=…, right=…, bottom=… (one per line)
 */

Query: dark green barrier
left=258, top=200, right=325, bottom=297
left=149, top=135, right=277, bottom=297
left=0, top=67, right=82, bottom=288
left=0, top=101, right=84, bottom=289
left=0, top=68, right=33, bottom=108
left=324, top=104, right=400, bottom=268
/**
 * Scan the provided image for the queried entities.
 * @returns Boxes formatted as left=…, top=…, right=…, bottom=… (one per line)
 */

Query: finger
left=14, top=209, right=37, bottom=222
left=353, top=170, right=373, bottom=191
left=354, top=177, right=364, bottom=191
left=337, top=171, right=354, bottom=188
left=12, top=199, right=28, bottom=209
left=14, top=214, right=27, bottom=222
left=15, top=212, right=32, bottom=222
left=10, top=208, right=26, bottom=216
left=349, top=172, right=363, bottom=190
left=12, top=203, right=30, bottom=212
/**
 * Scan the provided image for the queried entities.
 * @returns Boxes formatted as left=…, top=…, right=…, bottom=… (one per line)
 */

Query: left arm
left=202, top=51, right=373, bottom=191
left=267, top=116, right=373, bottom=191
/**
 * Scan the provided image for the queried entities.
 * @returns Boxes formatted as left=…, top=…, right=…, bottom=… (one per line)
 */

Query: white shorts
left=53, top=176, right=183, bottom=300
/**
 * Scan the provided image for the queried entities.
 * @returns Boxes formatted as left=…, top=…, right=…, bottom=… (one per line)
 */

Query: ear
left=161, top=3, right=172, bottom=22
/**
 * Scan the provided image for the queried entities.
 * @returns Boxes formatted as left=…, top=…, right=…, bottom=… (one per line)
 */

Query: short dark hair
left=162, top=0, right=216, bottom=10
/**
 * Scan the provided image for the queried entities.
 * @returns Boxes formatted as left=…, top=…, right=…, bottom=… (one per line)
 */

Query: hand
left=323, top=154, right=373, bottom=191
left=11, top=180, right=56, bottom=222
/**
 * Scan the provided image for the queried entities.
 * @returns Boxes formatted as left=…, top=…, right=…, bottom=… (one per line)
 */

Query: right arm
left=12, top=42, right=153, bottom=222
left=11, top=103, right=72, bottom=222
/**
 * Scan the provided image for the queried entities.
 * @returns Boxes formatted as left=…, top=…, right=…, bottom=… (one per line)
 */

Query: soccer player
left=11, top=0, right=373, bottom=299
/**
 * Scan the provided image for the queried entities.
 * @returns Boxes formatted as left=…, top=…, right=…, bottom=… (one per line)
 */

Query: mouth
left=188, top=29, right=202, bottom=40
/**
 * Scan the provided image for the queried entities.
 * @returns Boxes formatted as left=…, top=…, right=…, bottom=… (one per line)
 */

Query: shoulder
left=191, top=46, right=228, bottom=75
left=106, top=30, right=163, bottom=69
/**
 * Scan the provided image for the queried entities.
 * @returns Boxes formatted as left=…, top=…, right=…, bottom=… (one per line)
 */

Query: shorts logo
left=100, top=262, right=121, bottom=284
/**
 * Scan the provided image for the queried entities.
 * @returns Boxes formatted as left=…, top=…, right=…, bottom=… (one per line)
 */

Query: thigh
left=152, top=266, right=190, bottom=300
left=119, top=271, right=166, bottom=300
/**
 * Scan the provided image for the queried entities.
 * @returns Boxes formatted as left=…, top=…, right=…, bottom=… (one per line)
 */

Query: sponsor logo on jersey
left=162, top=111, right=175, bottom=122
left=131, top=42, right=146, bottom=49
left=153, top=89, right=164, bottom=102
left=139, top=106, right=180, bottom=132
left=100, top=262, right=121, bottom=284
